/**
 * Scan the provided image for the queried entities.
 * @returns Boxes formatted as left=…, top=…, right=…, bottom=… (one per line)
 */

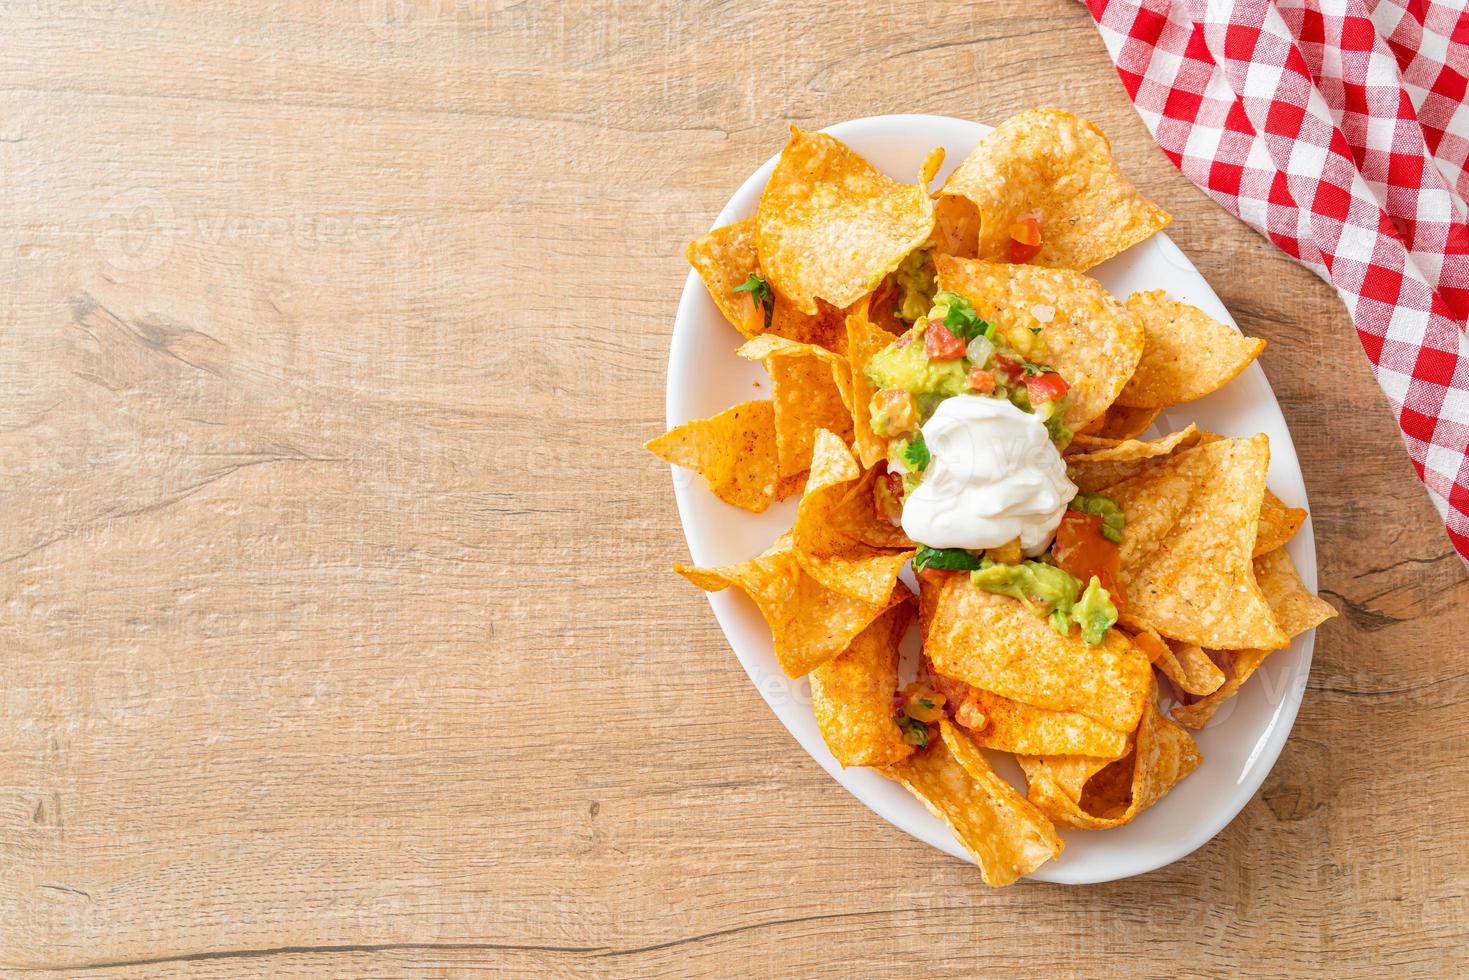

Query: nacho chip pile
left=648, top=109, right=1334, bottom=886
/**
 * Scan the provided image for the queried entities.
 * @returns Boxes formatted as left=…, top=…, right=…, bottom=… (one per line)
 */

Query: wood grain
left=0, top=1, right=1464, bottom=976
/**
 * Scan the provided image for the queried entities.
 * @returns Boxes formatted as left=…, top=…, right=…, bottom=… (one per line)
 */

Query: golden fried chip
left=958, top=686, right=1130, bottom=759
left=1066, top=425, right=1205, bottom=493
left=757, top=127, right=936, bottom=315
left=645, top=400, right=779, bottom=512
left=1109, top=435, right=1287, bottom=650
left=793, top=430, right=914, bottom=604
left=934, top=256, right=1143, bottom=430
left=1117, top=291, right=1266, bottom=408
left=1016, top=754, right=1115, bottom=807
left=1128, top=622, right=1224, bottom=697
left=1159, top=640, right=1227, bottom=698
left=924, top=578, right=1151, bottom=731
left=1082, top=404, right=1162, bottom=440
left=932, top=193, right=981, bottom=258
left=676, top=534, right=910, bottom=678
left=737, top=335, right=854, bottom=478
left=829, top=467, right=914, bottom=549
left=1071, top=432, right=1306, bottom=558
left=1021, top=680, right=1201, bottom=828
left=686, top=218, right=842, bottom=349
left=1254, top=546, right=1337, bottom=640
left=882, top=720, right=1062, bottom=886
left=1256, top=490, right=1307, bottom=557
left=810, top=600, right=916, bottom=767
left=846, top=308, right=896, bottom=468
left=1170, top=547, right=1336, bottom=729
left=1169, top=649, right=1269, bottom=730
left=919, top=146, right=945, bottom=187
left=1068, top=424, right=1201, bottom=463
left=937, top=108, right=1170, bottom=270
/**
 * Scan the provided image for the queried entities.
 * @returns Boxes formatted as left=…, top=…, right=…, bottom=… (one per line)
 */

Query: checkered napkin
left=1083, top=0, right=1469, bottom=563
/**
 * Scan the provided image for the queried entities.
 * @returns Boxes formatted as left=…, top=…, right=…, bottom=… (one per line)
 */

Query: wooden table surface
left=2, top=2, right=1465, bottom=976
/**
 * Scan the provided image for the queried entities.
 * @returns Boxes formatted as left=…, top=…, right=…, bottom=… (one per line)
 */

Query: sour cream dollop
left=901, top=395, right=1077, bottom=555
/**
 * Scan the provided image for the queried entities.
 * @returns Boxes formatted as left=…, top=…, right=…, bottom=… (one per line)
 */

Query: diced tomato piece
left=916, top=566, right=955, bottom=586
left=993, top=352, right=1024, bottom=383
left=740, top=292, right=765, bottom=336
left=924, top=321, right=966, bottom=360
left=872, top=465, right=904, bottom=525
left=1025, top=370, right=1070, bottom=404
left=884, top=471, right=905, bottom=499
left=1009, top=214, right=1043, bottom=263
left=966, top=367, right=996, bottom=393
left=1051, top=510, right=1126, bottom=614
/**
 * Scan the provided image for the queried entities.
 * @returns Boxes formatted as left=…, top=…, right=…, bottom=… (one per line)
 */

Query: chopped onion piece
left=1029, top=304, right=1055, bottom=323
left=965, top=335, right=995, bottom=366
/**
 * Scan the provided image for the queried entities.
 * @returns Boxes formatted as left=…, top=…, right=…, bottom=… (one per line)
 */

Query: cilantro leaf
left=1020, top=358, right=1056, bottom=376
left=913, top=545, right=983, bottom=572
left=932, top=291, right=994, bottom=342
left=897, top=715, right=930, bottom=748
left=901, top=433, right=930, bottom=471
left=732, top=273, right=774, bottom=330
left=1069, top=493, right=1126, bottom=543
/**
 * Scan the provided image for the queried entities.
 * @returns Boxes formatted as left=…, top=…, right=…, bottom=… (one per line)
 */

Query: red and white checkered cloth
left=1084, top=0, right=1469, bottom=564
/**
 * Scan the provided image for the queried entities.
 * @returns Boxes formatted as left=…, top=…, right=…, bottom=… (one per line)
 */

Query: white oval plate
left=664, top=114, right=1319, bottom=884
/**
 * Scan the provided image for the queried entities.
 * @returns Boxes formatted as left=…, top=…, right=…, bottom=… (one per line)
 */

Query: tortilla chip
left=757, top=127, right=936, bottom=315
left=1109, top=435, right=1287, bottom=649
left=1118, top=291, right=1266, bottom=408
left=920, top=146, right=945, bottom=187
left=1071, top=432, right=1306, bottom=563
left=882, top=720, right=1062, bottom=886
left=1171, top=548, right=1337, bottom=729
left=776, top=470, right=808, bottom=500
left=645, top=400, right=779, bottom=512
left=1254, top=546, right=1337, bottom=640
left=792, top=430, right=914, bottom=604
left=1127, top=622, right=1224, bottom=698
left=933, top=256, right=1143, bottom=430
left=1160, top=640, right=1227, bottom=698
left=1021, top=681, right=1201, bottom=829
left=1169, top=649, right=1269, bottom=730
left=956, top=686, right=1131, bottom=759
left=1017, top=753, right=1113, bottom=802
left=846, top=308, right=896, bottom=468
left=932, top=193, right=981, bottom=258
left=810, top=600, right=916, bottom=767
left=1067, top=424, right=1201, bottom=463
left=1066, top=426, right=1207, bottom=495
left=829, top=467, right=914, bottom=550
left=924, top=578, right=1152, bottom=732
left=676, top=534, right=910, bottom=678
left=1083, top=404, right=1161, bottom=440
left=937, top=108, right=1170, bottom=270
left=1256, top=490, right=1306, bottom=557
left=686, top=218, right=843, bottom=350
left=737, top=335, right=854, bottom=478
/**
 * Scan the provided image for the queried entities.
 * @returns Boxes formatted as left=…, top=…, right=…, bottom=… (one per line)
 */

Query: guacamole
left=1072, top=575, right=1119, bottom=644
left=865, top=326, right=969, bottom=407
left=972, top=559, right=1082, bottom=635
left=893, top=249, right=936, bottom=322
left=1069, top=492, right=1126, bottom=543
left=970, top=559, right=1118, bottom=645
left=862, top=290, right=1071, bottom=439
